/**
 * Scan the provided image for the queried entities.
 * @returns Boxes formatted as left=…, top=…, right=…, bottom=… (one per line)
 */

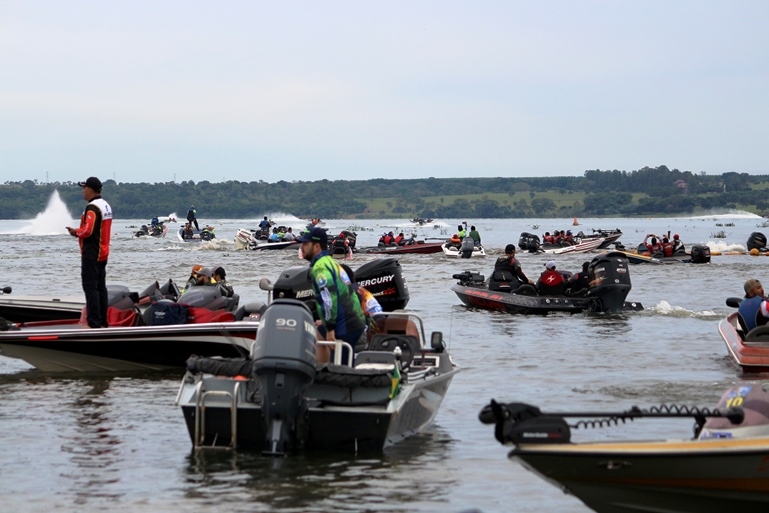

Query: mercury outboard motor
left=689, top=244, right=711, bottom=264
left=587, top=251, right=632, bottom=313
left=460, top=237, right=475, bottom=258
left=354, top=258, right=409, bottom=311
left=747, top=232, right=767, bottom=252
left=250, top=299, right=317, bottom=455
left=518, top=232, right=541, bottom=252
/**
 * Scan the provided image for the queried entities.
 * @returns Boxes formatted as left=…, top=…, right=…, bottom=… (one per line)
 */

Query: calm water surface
left=0, top=211, right=767, bottom=512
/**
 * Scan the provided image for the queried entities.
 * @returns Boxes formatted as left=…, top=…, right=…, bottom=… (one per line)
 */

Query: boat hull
left=363, top=242, right=444, bottom=255
left=179, top=366, right=457, bottom=451
left=442, top=244, right=486, bottom=257
left=718, top=312, right=769, bottom=373
left=0, top=296, right=84, bottom=323
left=512, top=438, right=769, bottom=513
left=0, top=322, right=258, bottom=372
left=452, top=284, right=642, bottom=315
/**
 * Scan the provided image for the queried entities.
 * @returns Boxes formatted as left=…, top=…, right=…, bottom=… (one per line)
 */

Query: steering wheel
left=371, top=335, right=416, bottom=371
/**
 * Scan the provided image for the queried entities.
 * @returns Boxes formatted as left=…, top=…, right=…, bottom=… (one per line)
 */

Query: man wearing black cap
left=66, top=177, right=113, bottom=328
left=213, top=266, right=234, bottom=297
left=298, top=227, right=366, bottom=364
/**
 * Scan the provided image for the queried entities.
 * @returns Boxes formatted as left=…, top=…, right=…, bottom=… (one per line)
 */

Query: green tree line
left=2, top=165, right=768, bottom=219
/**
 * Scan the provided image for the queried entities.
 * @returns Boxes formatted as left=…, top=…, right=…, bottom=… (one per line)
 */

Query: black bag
left=143, top=301, right=189, bottom=326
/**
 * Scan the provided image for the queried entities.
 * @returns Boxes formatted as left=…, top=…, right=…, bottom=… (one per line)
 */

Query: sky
left=1, top=1, right=768, bottom=184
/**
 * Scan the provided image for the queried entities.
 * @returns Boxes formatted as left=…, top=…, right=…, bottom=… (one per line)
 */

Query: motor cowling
left=460, top=237, right=475, bottom=258
left=747, top=232, right=767, bottom=252
left=689, top=244, right=711, bottom=264
left=178, top=285, right=229, bottom=311
left=518, top=232, right=541, bottom=252
left=354, top=258, right=409, bottom=311
left=250, top=299, right=318, bottom=455
left=587, top=251, right=632, bottom=313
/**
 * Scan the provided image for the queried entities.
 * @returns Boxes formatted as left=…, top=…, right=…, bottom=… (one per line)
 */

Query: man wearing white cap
left=536, top=260, right=565, bottom=295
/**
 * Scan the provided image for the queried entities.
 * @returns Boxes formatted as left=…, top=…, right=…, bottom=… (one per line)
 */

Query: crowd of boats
left=5, top=216, right=769, bottom=511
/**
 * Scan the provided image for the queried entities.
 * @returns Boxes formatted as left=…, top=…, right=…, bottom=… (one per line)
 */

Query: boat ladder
left=193, top=379, right=242, bottom=450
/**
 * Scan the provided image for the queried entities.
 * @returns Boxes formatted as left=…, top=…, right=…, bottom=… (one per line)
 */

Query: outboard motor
left=518, top=232, right=541, bottom=252
left=354, top=258, right=409, bottom=311
left=250, top=299, right=317, bottom=455
left=747, top=232, right=767, bottom=252
left=689, top=244, right=711, bottom=264
left=107, top=285, right=139, bottom=310
left=177, top=285, right=229, bottom=311
left=272, top=265, right=315, bottom=310
left=587, top=251, right=632, bottom=313
left=460, top=237, right=475, bottom=258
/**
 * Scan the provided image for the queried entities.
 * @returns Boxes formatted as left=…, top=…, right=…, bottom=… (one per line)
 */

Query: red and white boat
left=718, top=311, right=769, bottom=373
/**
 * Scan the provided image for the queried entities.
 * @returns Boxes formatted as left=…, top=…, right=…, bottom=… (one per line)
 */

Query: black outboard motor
left=177, top=285, right=231, bottom=311
left=354, top=258, right=409, bottom=311
left=107, top=285, right=139, bottom=310
left=747, top=232, right=768, bottom=252
left=518, top=232, right=541, bottom=252
left=460, top=237, right=475, bottom=258
left=250, top=299, right=317, bottom=455
left=689, top=244, right=711, bottom=264
left=587, top=251, right=632, bottom=313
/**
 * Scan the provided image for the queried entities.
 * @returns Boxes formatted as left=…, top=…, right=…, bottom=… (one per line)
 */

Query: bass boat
left=134, top=220, right=169, bottom=238
left=177, top=225, right=216, bottom=242
left=631, top=243, right=712, bottom=264
left=0, top=284, right=264, bottom=372
left=442, top=239, right=486, bottom=258
left=718, top=297, right=769, bottom=373
left=452, top=251, right=643, bottom=315
left=518, top=229, right=623, bottom=253
left=362, top=241, right=444, bottom=255
left=234, top=227, right=300, bottom=251
left=479, top=383, right=769, bottom=513
left=177, top=300, right=459, bottom=453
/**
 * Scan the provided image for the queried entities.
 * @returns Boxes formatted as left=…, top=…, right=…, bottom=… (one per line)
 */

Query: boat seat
left=737, top=313, right=750, bottom=338
left=106, top=307, right=141, bottom=327
left=745, top=326, right=769, bottom=344
left=538, top=282, right=566, bottom=296
left=188, top=307, right=236, bottom=324
left=354, top=351, right=397, bottom=369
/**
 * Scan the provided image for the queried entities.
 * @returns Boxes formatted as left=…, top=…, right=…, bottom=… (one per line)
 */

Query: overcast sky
left=1, top=1, right=768, bottom=184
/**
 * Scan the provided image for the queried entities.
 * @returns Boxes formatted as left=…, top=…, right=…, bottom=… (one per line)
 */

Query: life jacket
left=384, top=234, right=394, bottom=245
left=543, top=235, right=553, bottom=243
left=739, top=295, right=769, bottom=331
left=646, top=242, right=663, bottom=254
left=662, top=242, right=674, bottom=257
left=394, top=235, right=404, bottom=245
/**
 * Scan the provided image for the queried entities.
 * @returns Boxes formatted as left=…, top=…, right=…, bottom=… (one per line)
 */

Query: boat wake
left=646, top=300, right=720, bottom=319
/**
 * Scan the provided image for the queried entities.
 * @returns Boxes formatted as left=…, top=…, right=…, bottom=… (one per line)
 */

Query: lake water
left=0, top=205, right=767, bottom=512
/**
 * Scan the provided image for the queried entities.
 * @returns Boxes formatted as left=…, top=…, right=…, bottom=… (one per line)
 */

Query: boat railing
left=192, top=379, right=242, bottom=450
left=318, top=340, right=354, bottom=366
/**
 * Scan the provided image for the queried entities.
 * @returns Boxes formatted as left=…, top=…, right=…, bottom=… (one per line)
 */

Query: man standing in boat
left=298, top=227, right=366, bottom=364
left=66, top=177, right=113, bottom=329
left=187, top=205, right=199, bottom=231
